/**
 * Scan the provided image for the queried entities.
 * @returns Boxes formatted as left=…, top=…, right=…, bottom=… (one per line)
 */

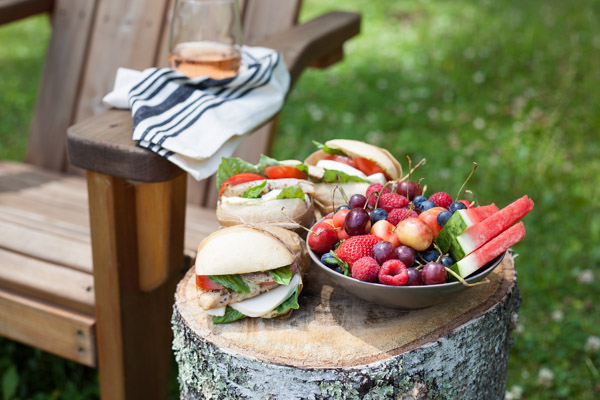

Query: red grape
left=406, top=268, right=423, bottom=286
left=372, top=241, right=397, bottom=265
left=394, top=245, right=416, bottom=267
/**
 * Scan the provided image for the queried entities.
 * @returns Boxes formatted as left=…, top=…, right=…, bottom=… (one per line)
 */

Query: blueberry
left=413, top=195, right=427, bottom=207
left=320, top=252, right=337, bottom=267
left=440, top=256, right=454, bottom=267
left=332, top=266, right=344, bottom=274
left=419, top=200, right=436, bottom=212
left=448, top=201, right=467, bottom=213
left=437, top=210, right=453, bottom=227
left=421, top=249, right=440, bottom=263
left=335, top=204, right=350, bottom=212
left=371, top=208, right=388, bottom=223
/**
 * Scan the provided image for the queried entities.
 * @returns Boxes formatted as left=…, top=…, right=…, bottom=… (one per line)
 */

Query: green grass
left=1, top=0, right=600, bottom=398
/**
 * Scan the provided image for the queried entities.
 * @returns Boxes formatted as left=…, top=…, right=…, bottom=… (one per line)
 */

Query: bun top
left=195, top=225, right=302, bottom=276
left=304, top=139, right=402, bottom=180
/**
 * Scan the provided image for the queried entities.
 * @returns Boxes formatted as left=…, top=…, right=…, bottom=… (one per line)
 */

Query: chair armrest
left=0, top=0, right=53, bottom=26
left=256, top=11, right=361, bottom=90
left=66, top=11, right=360, bottom=183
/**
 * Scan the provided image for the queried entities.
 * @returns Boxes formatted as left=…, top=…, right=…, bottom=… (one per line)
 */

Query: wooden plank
left=25, top=0, right=97, bottom=172
left=67, top=110, right=184, bottom=183
left=0, top=0, right=53, bottom=25
left=74, top=0, right=170, bottom=123
left=0, top=288, right=96, bottom=367
left=87, top=170, right=180, bottom=400
left=0, top=219, right=92, bottom=273
left=0, top=249, right=94, bottom=314
left=242, top=0, right=301, bottom=45
left=0, top=206, right=89, bottom=242
left=135, top=174, right=186, bottom=291
left=183, top=204, right=220, bottom=258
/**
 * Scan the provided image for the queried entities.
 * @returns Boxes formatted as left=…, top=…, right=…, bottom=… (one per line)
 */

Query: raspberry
left=378, top=260, right=409, bottom=286
left=387, top=207, right=419, bottom=226
left=429, top=192, right=453, bottom=208
left=351, top=257, right=380, bottom=282
left=366, top=183, right=390, bottom=207
left=378, top=193, right=409, bottom=212
left=335, top=234, right=383, bottom=267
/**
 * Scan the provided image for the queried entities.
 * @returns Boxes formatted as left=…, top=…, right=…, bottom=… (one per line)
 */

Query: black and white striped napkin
left=102, top=46, right=290, bottom=180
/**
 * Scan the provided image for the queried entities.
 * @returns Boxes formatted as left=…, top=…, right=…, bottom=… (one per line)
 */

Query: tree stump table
left=172, top=253, right=520, bottom=400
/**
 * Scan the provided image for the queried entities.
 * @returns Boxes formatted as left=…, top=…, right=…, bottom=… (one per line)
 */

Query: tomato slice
left=323, top=155, right=356, bottom=168
left=354, top=157, right=389, bottom=179
left=196, top=275, right=225, bottom=290
left=219, top=172, right=266, bottom=197
left=264, top=165, right=307, bottom=180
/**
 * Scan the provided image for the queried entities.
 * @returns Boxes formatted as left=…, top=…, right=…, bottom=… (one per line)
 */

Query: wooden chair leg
left=86, top=171, right=186, bottom=400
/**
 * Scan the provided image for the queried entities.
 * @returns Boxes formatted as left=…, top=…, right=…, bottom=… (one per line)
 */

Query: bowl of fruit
left=306, top=176, right=533, bottom=310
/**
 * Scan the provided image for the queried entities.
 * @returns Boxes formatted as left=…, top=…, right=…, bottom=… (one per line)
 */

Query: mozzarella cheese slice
left=316, top=160, right=367, bottom=179
left=367, top=172, right=386, bottom=185
left=230, top=274, right=301, bottom=317
left=203, top=306, right=226, bottom=317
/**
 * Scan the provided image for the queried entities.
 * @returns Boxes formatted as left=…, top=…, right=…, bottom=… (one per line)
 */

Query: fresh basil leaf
left=295, top=163, right=309, bottom=176
left=208, top=275, right=251, bottom=293
left=274, top=286, right=300, bottom=314
left=212, top=306, right=245, bottom=324
left=276, top=186, right=306, bottom=200
left=242, top=181, right=267, bottom=199
left=216, top=157, right=260, bottom=190
left=268, top=266, right=292, bottom=286
left=322, top=169, right=370, bottom=183
left=256, top=154, right=281, bottom=173
left=312, top=140, right=347, bottom=156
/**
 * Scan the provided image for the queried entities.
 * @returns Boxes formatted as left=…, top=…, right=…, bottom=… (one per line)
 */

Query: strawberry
left=378, top=193, right=409, bottom=212
left=387, top=207, right=419, bottom=226
left=335, top=234, right=383, bottom=268
left=428, top=192, right=453, bottom=208
left=366, top=183, right=390, bottom=207
left=351, top=256, right=380, bottom=282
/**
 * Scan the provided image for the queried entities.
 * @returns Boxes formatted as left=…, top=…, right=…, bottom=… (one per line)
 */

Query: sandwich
left=216, top=155, right=315, bottom=230
left=304, top=139, right=403, bottom=213
left=194, top=225, right=310, bottom=324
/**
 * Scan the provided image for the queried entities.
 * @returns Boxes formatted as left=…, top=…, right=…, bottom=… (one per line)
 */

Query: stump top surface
left=175, top=254, right=516, bottom=368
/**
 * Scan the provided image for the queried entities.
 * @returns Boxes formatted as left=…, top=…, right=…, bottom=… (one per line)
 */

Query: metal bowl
left=308, top=241, right=506, bottom=310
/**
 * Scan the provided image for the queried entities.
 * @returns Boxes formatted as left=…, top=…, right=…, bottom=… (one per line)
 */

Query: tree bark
left=172, top=254, right=520, bottom=400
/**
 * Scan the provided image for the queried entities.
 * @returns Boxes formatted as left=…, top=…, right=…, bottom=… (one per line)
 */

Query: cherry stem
left=456, top=162, right=478, bottom=201
left=444, top=267, right=490, bottom=287
left=399, top=158, right=426, bottom=181
left=464, top=190, right=477, bottom=207
left=405, top=155, right=413, bottom=199
left=432, top=243, right=445, bottom=263
left=422, top=183, right=428, bottom=197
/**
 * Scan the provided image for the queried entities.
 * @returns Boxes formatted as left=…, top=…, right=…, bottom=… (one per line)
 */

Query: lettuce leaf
left=276, top=186, right=306, bottom=200
left=274, top=287, right=300, bottom=314
left=312, top=140, right=347, bottom=156
left=212, top=306, right=245, bottom=324
left=242, top=181, right=267, bottom=199
left=268, top=266, right=292, bottom=286
left=295, top=163, right=309, bottom=176
left=216, top=157, right=260, bottom=190
left=208, top=275, right=251, bottom=293
left=322, top=169, right=370, bottom=183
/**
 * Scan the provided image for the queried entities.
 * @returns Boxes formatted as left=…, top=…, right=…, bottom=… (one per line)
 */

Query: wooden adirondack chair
left=0, top=0, right=360, bottom=398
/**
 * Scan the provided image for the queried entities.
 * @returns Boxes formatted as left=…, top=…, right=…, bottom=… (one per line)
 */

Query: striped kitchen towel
left=102, top=46, right=290, bottom=180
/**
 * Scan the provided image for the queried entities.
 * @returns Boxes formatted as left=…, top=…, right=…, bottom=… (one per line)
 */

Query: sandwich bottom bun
left=312, top=182, right=371, bottom=216
left=216, top=198, right=314, bottom=235
left=195, top=225, right=310, bottom=277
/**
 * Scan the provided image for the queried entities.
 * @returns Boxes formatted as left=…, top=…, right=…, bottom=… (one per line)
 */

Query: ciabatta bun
left=195, top=225, right=307, bottom=276
left=216, top=198, right=314, bottom=230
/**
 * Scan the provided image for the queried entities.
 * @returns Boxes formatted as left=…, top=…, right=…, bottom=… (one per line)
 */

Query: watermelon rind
left=435, top=210, right=473, bottom=253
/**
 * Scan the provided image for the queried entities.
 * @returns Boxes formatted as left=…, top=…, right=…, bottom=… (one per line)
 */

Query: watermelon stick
left=452, top=222, right=526, bottom=279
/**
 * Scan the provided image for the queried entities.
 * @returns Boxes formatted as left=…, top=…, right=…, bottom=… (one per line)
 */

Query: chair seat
left=0, top=161, right=219, bottom=366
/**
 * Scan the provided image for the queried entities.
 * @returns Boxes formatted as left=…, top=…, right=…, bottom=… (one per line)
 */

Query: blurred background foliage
left=1, top=0, right=599, bottom=398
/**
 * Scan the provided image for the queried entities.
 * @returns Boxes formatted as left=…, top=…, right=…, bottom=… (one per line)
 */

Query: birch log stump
left=172, top=253, right=521, bottom=400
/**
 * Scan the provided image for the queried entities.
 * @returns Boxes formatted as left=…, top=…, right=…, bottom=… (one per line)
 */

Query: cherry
left=344, top=208, right=372, bottom=236
left=349, top=194, right=367, bottom=209
left=394, top=245, right=416, bottom=267
left=308, top=221, right=339, bottom=254
left=396, top=180, right=422, bottom=200
left=372, top=241, right=397, bottom=265
left=406, top=267, right=423, bottom=286
left=421, top=262, right=447, bottom=285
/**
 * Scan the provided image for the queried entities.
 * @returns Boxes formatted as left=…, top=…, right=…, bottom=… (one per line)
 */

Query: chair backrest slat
left=25, top=0, right=97, bottom=171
